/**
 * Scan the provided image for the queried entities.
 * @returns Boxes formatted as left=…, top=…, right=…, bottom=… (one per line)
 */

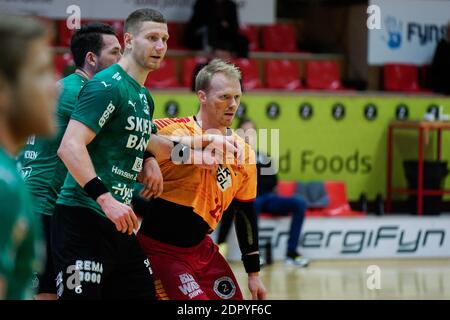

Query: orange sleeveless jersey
left=154, top=116, right=257, bottom=230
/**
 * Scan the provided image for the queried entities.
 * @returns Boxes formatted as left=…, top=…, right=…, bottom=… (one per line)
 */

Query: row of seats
left=263, top=180, right=365, bottom=218
left=54, top=52, right=434, bottom=93
left=54, top=19, right=298, bottom=53
left=146, top=60, right=435, bottom=92
left=146, top=57, right=345, bottom=90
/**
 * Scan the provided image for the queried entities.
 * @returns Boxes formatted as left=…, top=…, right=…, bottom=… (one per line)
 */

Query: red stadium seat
left=305, top=60, right=343, bottom=90
left=104, top=20, right=124, bottom=47
left=383, top=64, right=430, bottom=92
left=277, top=181, right=297, bottom=197
left=265, top=60, right=301, bottom=90
left=144, top=58, right=180, bottom=89
left=239, top=25, right=259, bottom=51
left=261, top=24, right=297, bottom=52
left=233, top=58, right=262, bottom=90
left=182, top=56, right=208, bottom=88
left=261, top=180, right=364, bottom=218
left=320, top=181, right=364, bottom=217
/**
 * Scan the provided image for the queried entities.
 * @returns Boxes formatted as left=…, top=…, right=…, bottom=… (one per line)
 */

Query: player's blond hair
left=195, top=59, right=242, bottom=92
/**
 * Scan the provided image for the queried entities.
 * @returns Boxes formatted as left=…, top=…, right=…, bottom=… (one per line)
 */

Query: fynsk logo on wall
left=381, top=16, right=446, bottom=50
left=383, top=15, right=402, bottom=49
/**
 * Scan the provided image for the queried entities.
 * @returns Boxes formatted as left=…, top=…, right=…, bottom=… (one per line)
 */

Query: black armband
left=233, top=200, right=259, bottom=254
left=144, top=150, right=155, bottom=160
left=170, top=141, right=190, bottom=164
left=83, top=176, right=109, bottom=201
left=242, top=253, right=260, bottom=273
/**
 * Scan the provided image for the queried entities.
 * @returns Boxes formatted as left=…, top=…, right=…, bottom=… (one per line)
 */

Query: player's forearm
left=234, top=200, right=261, bottom=274
left=147, top=134, right=173, bottom=161
left=57, top=136, right=98, bottom=187
left=147, top=134, right=197, bottom=163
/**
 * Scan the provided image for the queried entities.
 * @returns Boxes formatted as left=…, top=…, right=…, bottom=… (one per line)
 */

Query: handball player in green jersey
left=17, top=22, right=122, bottom=300
left=0, top=15, right=57, bottom=300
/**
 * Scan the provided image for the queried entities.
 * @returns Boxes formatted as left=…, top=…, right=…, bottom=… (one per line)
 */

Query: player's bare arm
left=58, top=119, right=138, bottom=235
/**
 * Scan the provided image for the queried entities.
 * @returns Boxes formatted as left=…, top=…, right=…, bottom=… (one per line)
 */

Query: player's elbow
left=57, top=140, right=68, bottom=162
left=57, top=136, right=77, bottom=163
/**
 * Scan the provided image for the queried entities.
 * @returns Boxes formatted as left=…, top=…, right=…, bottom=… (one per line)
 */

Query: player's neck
left=118, top=56, right=149, bottom=86
left=74, top=66, right=92, bottom=80
left=195, top=112, right=227, bottom=135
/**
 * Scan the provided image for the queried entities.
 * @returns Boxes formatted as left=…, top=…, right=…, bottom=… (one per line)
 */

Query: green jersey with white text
left=17, top=73, right=87, bottom=216
left=0, top=148, right=42, bottom=300
left=57, top=64, right=156, bottom=217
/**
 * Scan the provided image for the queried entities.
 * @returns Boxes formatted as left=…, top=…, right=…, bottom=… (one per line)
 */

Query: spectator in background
left=190, top=41, right=234, bottom=92
left=430, top=21, right=450, bottom=95
left=184, top=0, right=249, bottom=58
left=217, top=118, right=310, bottom=267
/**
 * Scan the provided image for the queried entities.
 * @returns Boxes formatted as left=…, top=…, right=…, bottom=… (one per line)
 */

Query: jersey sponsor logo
left=213, top=276, right=236, bottom=299
left=24, top=150, right=38, bottom=160
left=111, top=165, right=138, bottom=180
left=112, top=72, right=122, bottom=81
left=126, top=134, right=149, bottom=152
left=217, top=165, right=232, bottom=192
left=125, top=116, right=152, bottom=152
left=139, top=93, right=150, bottom=115
left=111, top=182, right=134, bottom=205
left=132, top=157, right=143, bottom=173
left=128, top=100, right=137, bottom=112
left=26, top=135, right=35, bottom=145
left=101, top=81, right=112, bottom=87
left=125, top=116, right=152, bottom=134
left=61, top=260, right=103, bottom=296
left=178, top=273, right=204, bottom=299
left=98, top=101, right=115, bottom=128
left=144, top=259, right=153, bottom=275
left=20, top=166, right=32, bottom=180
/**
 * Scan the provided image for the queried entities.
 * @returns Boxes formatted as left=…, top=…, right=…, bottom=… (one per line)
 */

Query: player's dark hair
left=124, top=8, right=166, bottom=35
left=0, top=15, right=47, bottom=83
left=70, top=22, right=117, bottom=68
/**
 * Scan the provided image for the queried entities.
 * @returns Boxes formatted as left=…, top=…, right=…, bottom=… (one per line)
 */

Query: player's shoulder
left=154, top=116, right=193, bottom=134
left=58, top=73, right=87, bottom=101
left=87, top=64, right=123, bottom=92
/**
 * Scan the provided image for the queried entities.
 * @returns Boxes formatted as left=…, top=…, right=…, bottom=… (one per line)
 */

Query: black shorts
left=52, top=204, right=156, bottom=300
left=35, top=213, right=56, bottom=294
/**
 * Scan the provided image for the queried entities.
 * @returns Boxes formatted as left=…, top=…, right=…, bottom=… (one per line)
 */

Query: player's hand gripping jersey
left=154, top=116, right=256, bottom=230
